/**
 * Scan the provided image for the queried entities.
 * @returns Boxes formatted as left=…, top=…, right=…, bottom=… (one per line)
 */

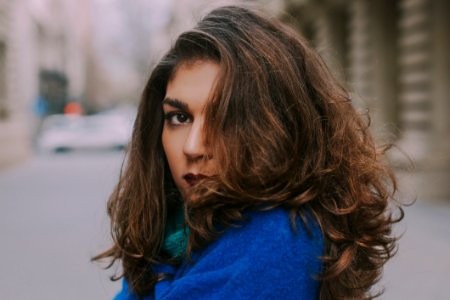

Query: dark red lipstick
left=183, top=173, right=207, bottom=187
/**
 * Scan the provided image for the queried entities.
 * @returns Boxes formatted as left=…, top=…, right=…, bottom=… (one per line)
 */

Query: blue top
left=114, top=208, right=324, bottom=300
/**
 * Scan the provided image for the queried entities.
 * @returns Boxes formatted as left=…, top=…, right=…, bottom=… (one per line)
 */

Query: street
left=379, top=199, right=450, bottom=299
left=0, top=152, right=123, bottom=299
left=1, top=152, right=449, bottom=299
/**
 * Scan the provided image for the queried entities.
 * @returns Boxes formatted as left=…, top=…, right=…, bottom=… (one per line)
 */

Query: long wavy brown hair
left=94, top=5, right=404, bottom=299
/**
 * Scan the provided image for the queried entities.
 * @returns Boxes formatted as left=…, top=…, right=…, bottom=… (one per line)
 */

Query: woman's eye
left=165, top=112, right=191, bottom=126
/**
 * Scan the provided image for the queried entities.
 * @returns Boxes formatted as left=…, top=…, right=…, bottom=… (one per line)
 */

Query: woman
left=95, top=5, right=403, bottom=300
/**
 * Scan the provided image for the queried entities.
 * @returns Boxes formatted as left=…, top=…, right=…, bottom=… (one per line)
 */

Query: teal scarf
left=162, top=206, right=188, bottom=258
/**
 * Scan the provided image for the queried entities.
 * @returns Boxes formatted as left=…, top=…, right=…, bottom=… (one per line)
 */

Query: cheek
left=162, top=128, right=184, bottom=170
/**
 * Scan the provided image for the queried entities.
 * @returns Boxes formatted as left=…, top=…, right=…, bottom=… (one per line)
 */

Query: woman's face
left=162, top=60, right=219, bottom=198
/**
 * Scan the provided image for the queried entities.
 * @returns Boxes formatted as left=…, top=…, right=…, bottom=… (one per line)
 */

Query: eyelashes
left=164, top=111, right=192, bottom=127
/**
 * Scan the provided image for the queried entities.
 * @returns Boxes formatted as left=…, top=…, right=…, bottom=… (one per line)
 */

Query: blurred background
left=0, top=0, right=449, bottom=299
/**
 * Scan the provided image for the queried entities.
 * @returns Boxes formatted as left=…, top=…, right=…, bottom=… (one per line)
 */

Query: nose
left=183, top=120, right=208, bottom=161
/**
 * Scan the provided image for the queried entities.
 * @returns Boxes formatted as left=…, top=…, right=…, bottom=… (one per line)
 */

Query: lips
left=183, top=173, right=207, bottom=187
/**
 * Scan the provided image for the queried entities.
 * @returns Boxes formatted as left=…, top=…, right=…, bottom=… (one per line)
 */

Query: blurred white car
left=38, top=112, right=134, bottom=153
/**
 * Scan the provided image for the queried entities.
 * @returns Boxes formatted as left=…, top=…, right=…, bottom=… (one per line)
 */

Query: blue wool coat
left=114, top=208, right=324, bottom=300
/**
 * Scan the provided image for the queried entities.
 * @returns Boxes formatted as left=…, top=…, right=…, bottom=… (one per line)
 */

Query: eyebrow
left=162, top=98, right=189, bottom=111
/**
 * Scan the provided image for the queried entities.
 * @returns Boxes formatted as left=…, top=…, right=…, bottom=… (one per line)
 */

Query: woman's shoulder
left=193, top=207, right=324, bottom=271
left=174, top=207, right=324, bottom=299
left=116, top=208, right=324, bottom=300
left=242, top=207, right=322, bottom=239
left=220, top=207, right=322, bottom=249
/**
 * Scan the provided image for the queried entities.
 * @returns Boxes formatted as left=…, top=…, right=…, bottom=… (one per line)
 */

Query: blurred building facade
left=0, top=0, right=89, bottom=168
left=281, top=0, right=450, bottom=200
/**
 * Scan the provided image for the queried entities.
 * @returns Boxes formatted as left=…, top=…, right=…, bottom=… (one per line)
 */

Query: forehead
left=165, top=61, right=220, bottom=110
